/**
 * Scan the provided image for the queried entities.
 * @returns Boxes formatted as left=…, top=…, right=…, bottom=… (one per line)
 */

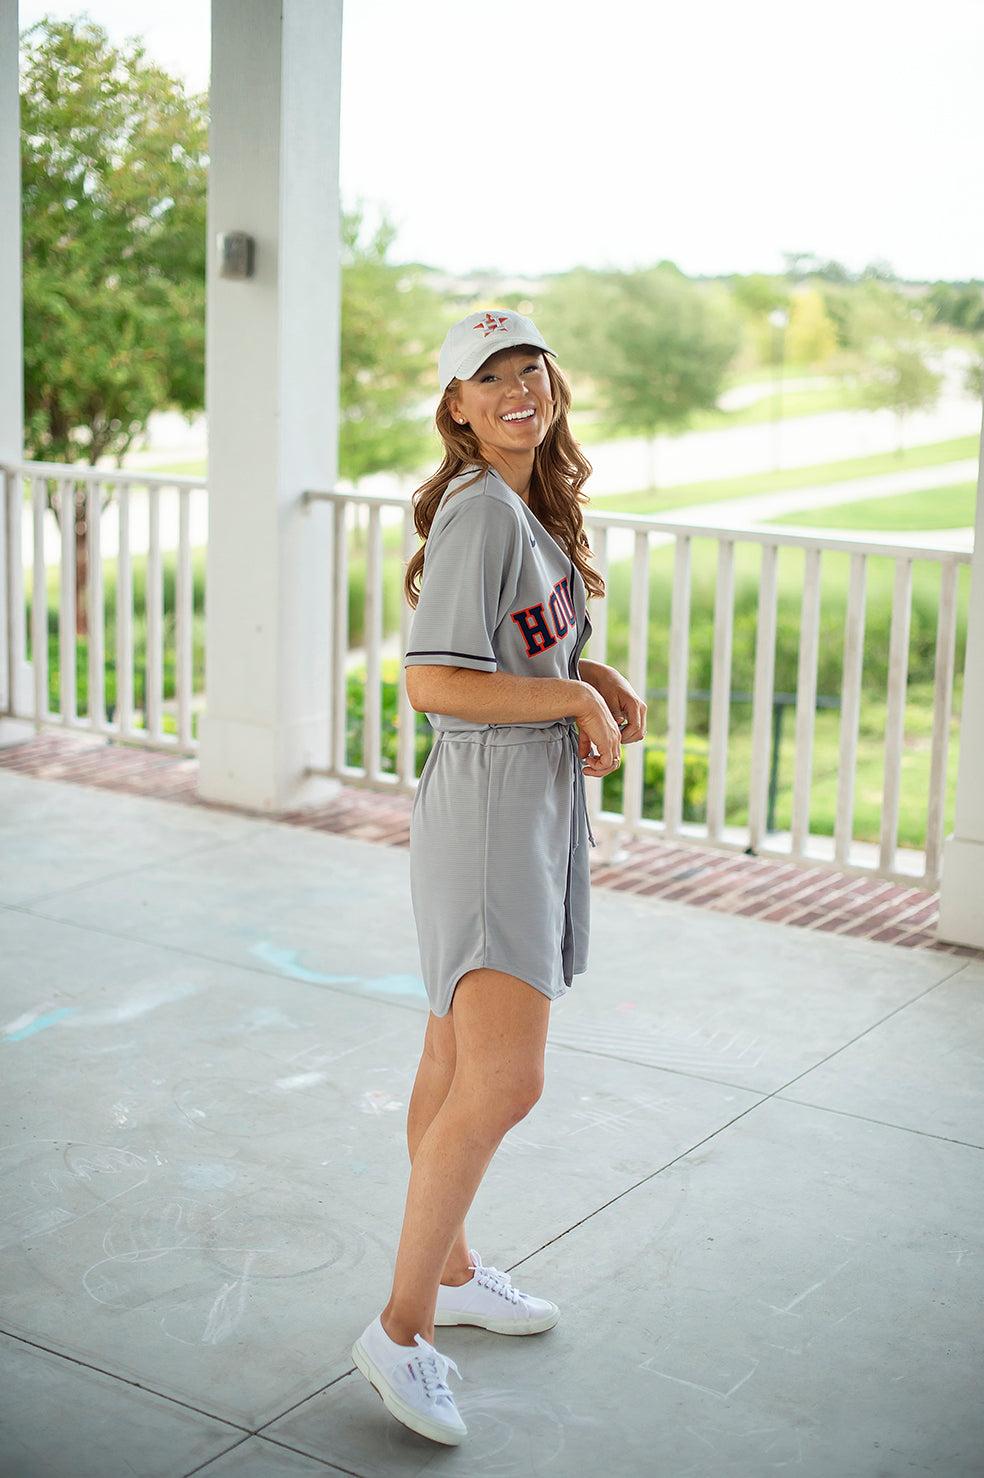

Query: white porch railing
left=3, top=460, right=206, bottom=753
left=304, top=488, right=970, bottom=891
left=2, top=464, right=970, bottom=890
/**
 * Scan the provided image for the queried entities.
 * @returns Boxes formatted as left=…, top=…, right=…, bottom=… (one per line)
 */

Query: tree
left=730, top=273, right=788, bottom=319
left=861, top=347, right=943, bottom=450
left=785, top=288, right=838, bottom=365
left=339, top=210, right=445, bottom=484
left=21, top=17, right=207, bottom=631
left=820, top=276, right=919, bottom=359
left=22, top=18, right=207, bottom=464
left=541, top=267, right=740, bottom=485
left=925, top=282, right=984, bottom=334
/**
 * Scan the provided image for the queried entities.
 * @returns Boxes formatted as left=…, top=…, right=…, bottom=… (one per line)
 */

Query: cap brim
left=442, top=337, right=555, bottom=391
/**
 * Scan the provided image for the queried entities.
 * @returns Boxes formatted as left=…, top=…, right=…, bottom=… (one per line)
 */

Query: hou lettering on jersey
left=510, top=578, right=577, bottom=658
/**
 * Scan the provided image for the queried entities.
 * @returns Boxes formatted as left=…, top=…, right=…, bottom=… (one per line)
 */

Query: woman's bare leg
left=405, top=1011, right=472, bottom=1286
left=381, top=968, right=550, bottom=1346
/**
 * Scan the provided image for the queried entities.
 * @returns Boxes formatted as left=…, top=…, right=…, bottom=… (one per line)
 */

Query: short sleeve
left=405, top=493, right=523, bottom=672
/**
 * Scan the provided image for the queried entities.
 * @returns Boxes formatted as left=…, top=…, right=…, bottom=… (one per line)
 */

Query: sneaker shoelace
left=411, top=1335, right=461, bottom=1401
left=473, top=1262, right=522, bottom=1305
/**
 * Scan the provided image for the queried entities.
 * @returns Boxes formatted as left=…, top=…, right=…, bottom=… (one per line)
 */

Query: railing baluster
left=5, top=469, right=25, bottom=716
left=590, top=526, right=610, bottom=663
left=331, top=499, right=349, bottom=772
left=924, top=560, right=959, bottom=888
left=879, top=556, right=913, bottom=874
left=706, top=538, right=735, bottom=841
left=747, top=543, right=779, bottom=851
left=31, top=477, right=49, bottom=721
left=622, top=529, right=650, bottom=830
left=116, top=483, right=134, bottom=736
left=58, top=478, right=77, bottom=725
left=364, top=504, right=383, bottom=781
left=4, top=468, right=973, bottom=886
left=663, top=534, right=692, bottom=836
left=86, top=481, right=105, bottom=729
left=3, top=461, right=203, bottom=751
left=791, top=547, right=822, bottom=857
left=586, top=527, right=610, bottom=830
left=835, top=552, right=867, bottom=865
left=145, top=484, right=163, bottom=739
left=397, top=508, right=417, bottom=786
left=176, top=487, right=194, bottom=747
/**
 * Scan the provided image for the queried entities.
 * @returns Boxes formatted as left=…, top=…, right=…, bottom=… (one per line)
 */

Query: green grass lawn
left=774, top=481, right=977, bottom=532
left=97, top=426, right=977, bottom=855
left=594, top=535, right=969, bottom=851
left=687, top=381, right=865, bottom=432
left=594, top=436, right=979, bottom=515
left=571, top=378, right=867, bottom=444
left=717, top=688, right=960, bottom=851
left=30, top=547, right=208, bottom=730
left=140, top=458, right=208, bottom=478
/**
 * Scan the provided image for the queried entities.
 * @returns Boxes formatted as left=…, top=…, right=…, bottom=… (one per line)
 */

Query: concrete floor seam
left=771, top=1095, right=984, bottom=1152
left=180, top=1436, right=252, bottom=1478
left=517, top=975, right=976, bottom=1270
left=756, top=967, right=973, bottom=1106
left=252, top=1367, right=363, bottom=1438
left=3, top=1324, right=365, bottom=1476
left=0, top=1324, right=253, bottom=1435
left=547, top=1038, right=792, bottom=1097
left=508, top=1092, right=775, bottom=1271
left=6, top=836, right=253, bottom=912
left=249, top=1427, right=367, bottom=1478
left=187, top=1431, right=361, bottom=1478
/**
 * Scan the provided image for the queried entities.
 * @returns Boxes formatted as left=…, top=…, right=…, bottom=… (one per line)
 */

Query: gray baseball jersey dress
left=405, top=465, right=595, bottom=1018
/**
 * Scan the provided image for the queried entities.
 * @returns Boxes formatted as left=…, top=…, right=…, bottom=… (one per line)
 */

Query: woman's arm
left=578, top=659, right=647, bottom=743
left=404, top=664, right=624, bottom=777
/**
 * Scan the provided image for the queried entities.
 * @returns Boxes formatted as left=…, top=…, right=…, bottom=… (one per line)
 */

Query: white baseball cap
left=438, top=309, right=555, bottom=391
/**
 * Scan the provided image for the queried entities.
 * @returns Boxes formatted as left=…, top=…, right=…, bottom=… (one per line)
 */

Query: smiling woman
left=350, top=309, right=647, bottom=1446
left=406, top=312, right=603, bottom=609
left=448, top=347, right=555, bottom=485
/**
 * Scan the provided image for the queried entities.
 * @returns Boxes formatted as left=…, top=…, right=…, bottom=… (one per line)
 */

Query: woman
left=353, top=309, right=646, bottom=1445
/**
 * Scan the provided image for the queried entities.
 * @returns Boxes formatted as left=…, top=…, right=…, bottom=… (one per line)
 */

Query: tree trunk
left=73, top=485, right=89, bottom=638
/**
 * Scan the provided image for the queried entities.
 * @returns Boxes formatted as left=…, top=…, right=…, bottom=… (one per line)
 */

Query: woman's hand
left=578, top=660, right=647, bottom=744
left=571, top=683, right=624, bottom=778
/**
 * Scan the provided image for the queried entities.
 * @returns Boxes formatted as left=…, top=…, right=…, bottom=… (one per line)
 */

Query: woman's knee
left=477, top=1067, right=544, bottom=1135
left=509, top=1073, right=544, bottom=1126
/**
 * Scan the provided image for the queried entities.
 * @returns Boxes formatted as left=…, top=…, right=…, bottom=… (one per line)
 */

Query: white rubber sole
left=433, top=1303, right=560, bottom=1336
left=352, top=1338, right=466, bottom=1446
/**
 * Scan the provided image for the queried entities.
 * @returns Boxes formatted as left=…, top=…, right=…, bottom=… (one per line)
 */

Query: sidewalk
left=1, top=761, right=982, bottom=1476
left=660, top=457, right=978, bottom=535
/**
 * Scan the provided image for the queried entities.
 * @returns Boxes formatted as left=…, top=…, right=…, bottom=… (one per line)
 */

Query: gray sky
left=17, top=0, right=983, bottom=281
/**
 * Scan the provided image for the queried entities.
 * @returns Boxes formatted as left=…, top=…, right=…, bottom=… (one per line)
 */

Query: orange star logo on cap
left=475, top=312, right=510, bottom=338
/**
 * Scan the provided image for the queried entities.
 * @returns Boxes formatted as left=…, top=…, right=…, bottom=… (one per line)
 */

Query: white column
left=938, top=405, right=984, bottom=947
left=198, top=0, right=341, bottom=811
left=0, top=0, right=24, bottom=716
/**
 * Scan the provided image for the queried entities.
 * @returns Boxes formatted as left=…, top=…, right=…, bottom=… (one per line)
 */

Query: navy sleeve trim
left=405, top=649, right=496, bottom=663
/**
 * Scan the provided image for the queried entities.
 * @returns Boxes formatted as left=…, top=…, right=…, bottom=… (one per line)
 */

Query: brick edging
left=1, top=732, right=979, bottom=959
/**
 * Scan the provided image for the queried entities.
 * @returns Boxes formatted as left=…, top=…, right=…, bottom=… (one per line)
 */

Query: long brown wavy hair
left=404, top=354, right=605, bottom=607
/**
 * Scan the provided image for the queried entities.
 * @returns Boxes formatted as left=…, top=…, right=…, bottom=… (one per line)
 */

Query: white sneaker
left=352, top=1316, right=467, bottom=1446
left=434, top=1251, right=560, bottom=1335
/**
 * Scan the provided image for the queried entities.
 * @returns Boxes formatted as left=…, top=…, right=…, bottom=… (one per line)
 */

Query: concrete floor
left=1, top=768, right=982, bottom=1478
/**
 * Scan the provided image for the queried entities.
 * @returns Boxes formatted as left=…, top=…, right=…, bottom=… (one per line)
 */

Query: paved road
left=48, top=390, right=976, bottom=563
left=585, top=394, right=980, bottom=497
left=661, top=458, right=978, bottom=533
left=131, top=386, right=982, bottom=501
